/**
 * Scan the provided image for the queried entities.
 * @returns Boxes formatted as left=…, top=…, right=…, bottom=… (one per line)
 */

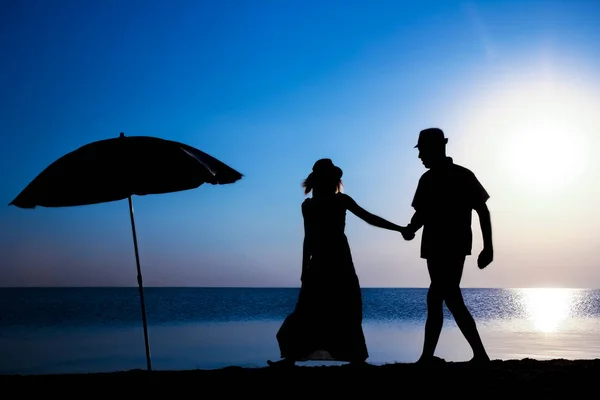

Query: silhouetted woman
left=267, top=158, right=407, bottom=367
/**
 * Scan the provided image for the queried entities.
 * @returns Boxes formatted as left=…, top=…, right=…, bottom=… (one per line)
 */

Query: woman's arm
left=343, top=194, right=405, bottom=232
left=301, top=202, right=312, bottom=282
left=301, top=236, right=310, bottom=282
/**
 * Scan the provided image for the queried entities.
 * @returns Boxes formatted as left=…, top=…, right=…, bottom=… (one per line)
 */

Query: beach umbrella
left=9, top=132, right=243, bottom=371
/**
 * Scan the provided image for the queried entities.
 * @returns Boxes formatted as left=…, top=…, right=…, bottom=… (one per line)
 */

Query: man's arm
left=475, top=203, right=492, bottom=249
left=474, top=202, right=493, bottom=268
left=404, top=175, right=427, bottom=241
left=406, top=211, right=424, bottom=234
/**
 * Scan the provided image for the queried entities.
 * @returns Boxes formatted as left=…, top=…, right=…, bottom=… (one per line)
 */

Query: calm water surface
left=1, top=287, right=599, bottom=374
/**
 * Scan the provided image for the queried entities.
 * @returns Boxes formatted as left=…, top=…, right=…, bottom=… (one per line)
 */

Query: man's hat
left=414, top=128, right=448, bottom=148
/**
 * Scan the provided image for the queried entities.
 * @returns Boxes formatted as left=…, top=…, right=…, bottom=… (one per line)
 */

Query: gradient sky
left=2, top=0, right=600, bottom=288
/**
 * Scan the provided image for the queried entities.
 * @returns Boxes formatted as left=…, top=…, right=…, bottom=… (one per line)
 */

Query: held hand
left=477, top=247, right=493, bottom=269
left=399, top=226, right=415, bottom=241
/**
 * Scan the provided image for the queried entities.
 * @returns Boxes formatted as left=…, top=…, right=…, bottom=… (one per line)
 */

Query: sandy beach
left=2, top=358, right=598, bottom=396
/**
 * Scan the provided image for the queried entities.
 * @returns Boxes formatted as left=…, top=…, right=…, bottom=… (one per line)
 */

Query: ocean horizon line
left=0, top=286, right=596, bottom=290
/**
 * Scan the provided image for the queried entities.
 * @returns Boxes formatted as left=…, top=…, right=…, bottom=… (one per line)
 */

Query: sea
left=1, top=287, right=600, bottom=375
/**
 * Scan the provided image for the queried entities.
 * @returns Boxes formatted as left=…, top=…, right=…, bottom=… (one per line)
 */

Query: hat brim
left=414, top=138, right=448, bottom=148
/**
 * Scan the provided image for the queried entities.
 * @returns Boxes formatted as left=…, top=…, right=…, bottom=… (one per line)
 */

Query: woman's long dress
left=275, top=193, right=368, bottom=362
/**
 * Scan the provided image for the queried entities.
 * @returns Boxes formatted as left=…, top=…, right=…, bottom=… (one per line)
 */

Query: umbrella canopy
left=9, top=132, right=243, bottom=372
left=10, top=133, right=242, bottom=208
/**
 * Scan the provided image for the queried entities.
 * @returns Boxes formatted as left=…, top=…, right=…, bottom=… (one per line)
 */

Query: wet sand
left=1, top=358, right=598, bottom=396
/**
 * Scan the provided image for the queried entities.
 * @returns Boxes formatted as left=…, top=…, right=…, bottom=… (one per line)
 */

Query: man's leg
left=417, top=258, right=445, bottom=362
left=443, top=256, right=489, bottom=362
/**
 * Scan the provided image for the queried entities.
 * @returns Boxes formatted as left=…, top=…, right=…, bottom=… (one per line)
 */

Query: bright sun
left=461, top=72, right=596, bottom=197
left=506, top=104, right=589, bottom=192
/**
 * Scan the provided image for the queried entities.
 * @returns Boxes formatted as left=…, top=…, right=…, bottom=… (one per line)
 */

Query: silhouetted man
left=402, top=128, right=493, bottom=364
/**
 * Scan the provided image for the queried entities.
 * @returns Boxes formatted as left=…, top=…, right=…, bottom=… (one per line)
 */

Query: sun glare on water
left=520, top=288, right=576, bottom=333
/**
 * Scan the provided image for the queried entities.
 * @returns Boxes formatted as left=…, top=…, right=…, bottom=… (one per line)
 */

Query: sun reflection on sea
left=518, top=288, right=577, bottom=333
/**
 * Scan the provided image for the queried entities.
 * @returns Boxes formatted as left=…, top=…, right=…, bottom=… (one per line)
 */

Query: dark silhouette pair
left=268, top=128, right=493, bottom=367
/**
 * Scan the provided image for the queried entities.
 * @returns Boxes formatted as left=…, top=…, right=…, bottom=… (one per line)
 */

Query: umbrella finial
left=120, top=132, right=125, bottom=138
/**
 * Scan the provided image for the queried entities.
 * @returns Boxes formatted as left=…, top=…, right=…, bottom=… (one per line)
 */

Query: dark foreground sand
left=2, top=359, right=598, bottom=397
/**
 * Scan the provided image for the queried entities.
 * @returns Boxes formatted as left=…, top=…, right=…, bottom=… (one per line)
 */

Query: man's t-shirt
left=411, top=157, right=489, bottom=259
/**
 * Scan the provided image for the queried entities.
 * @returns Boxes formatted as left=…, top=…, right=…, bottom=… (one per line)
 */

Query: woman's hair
left=302, top=158, right=343, bottom=195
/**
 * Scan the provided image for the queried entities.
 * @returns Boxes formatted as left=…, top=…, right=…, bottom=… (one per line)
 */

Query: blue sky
left=2, top=0, right=600, bottom=288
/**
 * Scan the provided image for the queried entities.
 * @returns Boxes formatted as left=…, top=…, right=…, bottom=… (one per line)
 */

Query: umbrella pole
left=127, top=195, right=152, bottom=372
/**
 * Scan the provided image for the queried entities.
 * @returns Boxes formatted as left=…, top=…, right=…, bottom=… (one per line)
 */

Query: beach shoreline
left=2, top=358, right=598, bottom=396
